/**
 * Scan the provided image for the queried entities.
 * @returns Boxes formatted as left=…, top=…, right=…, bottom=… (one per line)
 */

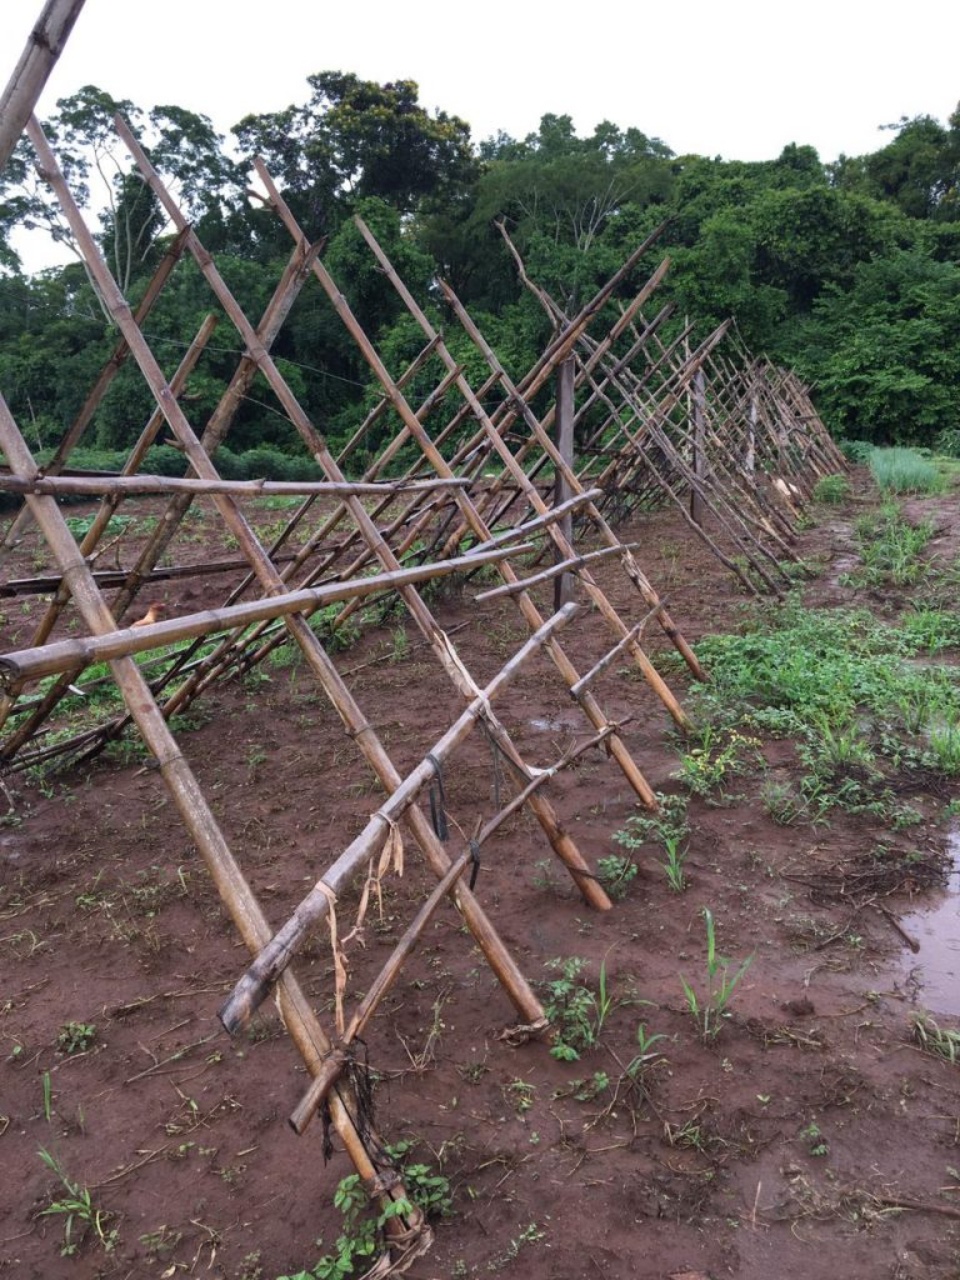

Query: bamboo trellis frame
left=0, top=104, right=844, bottom=1271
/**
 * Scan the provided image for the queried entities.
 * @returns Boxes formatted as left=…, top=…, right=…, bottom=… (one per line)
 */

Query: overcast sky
left=4, top=0, right=960, bottom=270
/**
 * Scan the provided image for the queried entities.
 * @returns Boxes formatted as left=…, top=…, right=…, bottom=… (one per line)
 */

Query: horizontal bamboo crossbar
left=473, top=543, right=639, bottom=602
left=0, top=473, right=471, bottom=498
left=0, top=542, right=530, bottom=690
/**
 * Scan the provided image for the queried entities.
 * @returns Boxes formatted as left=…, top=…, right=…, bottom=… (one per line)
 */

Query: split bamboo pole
left=220, top=602, right=579, bottom=1033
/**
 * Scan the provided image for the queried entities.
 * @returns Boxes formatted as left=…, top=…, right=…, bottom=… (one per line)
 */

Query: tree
left=233, top=73, right=478, bottom=239
left=863, top=114, right=959, bottom=220
left=791, top=250, right=960, bottom=442
left=7, top=86, right=247, bottom=292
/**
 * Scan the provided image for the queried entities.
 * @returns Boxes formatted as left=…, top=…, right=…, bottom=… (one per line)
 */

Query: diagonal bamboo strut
left=24, top=114, right=548, bottom=1026
left=109, top=118, right=609, bottom=911
left=220, top=601, right=580, bottom=1033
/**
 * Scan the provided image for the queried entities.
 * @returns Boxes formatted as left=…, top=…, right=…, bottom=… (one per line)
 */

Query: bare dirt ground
left=2, top=476, right=960, bottom=1280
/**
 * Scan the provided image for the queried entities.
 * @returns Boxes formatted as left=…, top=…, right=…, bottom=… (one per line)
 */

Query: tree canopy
left=2, top=77, right=959, bottom=455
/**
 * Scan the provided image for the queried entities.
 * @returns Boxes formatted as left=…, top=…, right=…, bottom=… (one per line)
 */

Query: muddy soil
left=2, top=479, right=960, bottom=1280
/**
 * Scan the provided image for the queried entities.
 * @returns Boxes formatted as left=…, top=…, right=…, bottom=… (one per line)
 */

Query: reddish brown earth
left=2, top=479, right=960, bottom=1280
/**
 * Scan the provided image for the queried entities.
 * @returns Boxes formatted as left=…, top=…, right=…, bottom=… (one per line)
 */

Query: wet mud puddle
left=896, top=824, right=960, bottom=1016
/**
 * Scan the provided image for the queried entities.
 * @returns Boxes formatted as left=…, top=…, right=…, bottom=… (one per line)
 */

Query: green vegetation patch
left=868, top=447, right=945, bottom=495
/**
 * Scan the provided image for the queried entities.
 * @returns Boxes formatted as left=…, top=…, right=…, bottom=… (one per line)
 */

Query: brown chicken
left=129, top=602, right=167, bottom=628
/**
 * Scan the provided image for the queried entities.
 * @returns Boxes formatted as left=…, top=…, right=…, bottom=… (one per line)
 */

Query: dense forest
left=1, top=74, right=959, bottom=467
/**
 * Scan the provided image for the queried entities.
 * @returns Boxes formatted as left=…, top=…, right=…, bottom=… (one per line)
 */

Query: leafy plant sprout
left=661, top=833, right=688, bottom=892
left=679, top=908, right=753, bottom=1041
left=276, top=1144, right=451, bottom=1280
left=626, top=1022, right=668, bottom=1081
left=596, top=852, right=638, bottom=900
left=37, top=1148, right=117, bottom=1256
left=543, top=956, right=615, bottom=1061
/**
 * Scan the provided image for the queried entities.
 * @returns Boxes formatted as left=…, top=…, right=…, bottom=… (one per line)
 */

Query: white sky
left=4, top=0, right=960, bottom=271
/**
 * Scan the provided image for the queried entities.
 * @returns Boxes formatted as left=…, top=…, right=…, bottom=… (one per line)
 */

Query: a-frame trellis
left=0, top=103, right=842, bottom=1270
left=494, top=225, right=847, bottom=596
left=0, top=111, right=711, bottom=1269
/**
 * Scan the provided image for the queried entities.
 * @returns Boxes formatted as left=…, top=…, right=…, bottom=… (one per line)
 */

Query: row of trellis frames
left=0, top=110, right=708, bottom=1269
left=496, top=226, right=848, bottom=597
left=0, top=134, right=707, bottom=781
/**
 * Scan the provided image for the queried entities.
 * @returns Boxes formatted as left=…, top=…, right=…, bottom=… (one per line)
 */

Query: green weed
left=596, top=853, right=638, bottom=900
left=679, top=908, right=752, bottom=1041
left=37, top=1148, right=117, bottom=1256
left=812, top=474, right=851, bottom=504
left=914, top=1015, right=960, bottom=1064
left=277, top=1144, right=451, bottom=1280
left=56, top=1022, right=96, bottom=1055
left=661, top=834, right=688, bottom=892
left=868, top=447, right=945, bottom=495
left=673, top=727, right=761, bottom=802
left=543, top=957, right=615, bottom=1062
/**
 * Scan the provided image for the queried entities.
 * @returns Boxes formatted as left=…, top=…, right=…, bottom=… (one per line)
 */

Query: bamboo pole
left=220, top=602, right=580, bottom=1033
left=0, top=543, right=531, bottom=690
left=0, top=0, right=86, bottom=171
left=0, top=474, right=472, bottom=498
left=473, top=543, right=639, bottom=602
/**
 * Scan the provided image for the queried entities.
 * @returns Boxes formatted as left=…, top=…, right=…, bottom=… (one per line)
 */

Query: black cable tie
left=426, top=751, right=448, bottom=841
left=468, top=839, right=482, bottom=891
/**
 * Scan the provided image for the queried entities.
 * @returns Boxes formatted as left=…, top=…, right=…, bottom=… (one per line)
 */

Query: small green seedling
left=38, top=1148, right=117, bottom=1255
left=679, top=908, right=753, bottom=1041
left=56, top=1022, right=96, bottom=1055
